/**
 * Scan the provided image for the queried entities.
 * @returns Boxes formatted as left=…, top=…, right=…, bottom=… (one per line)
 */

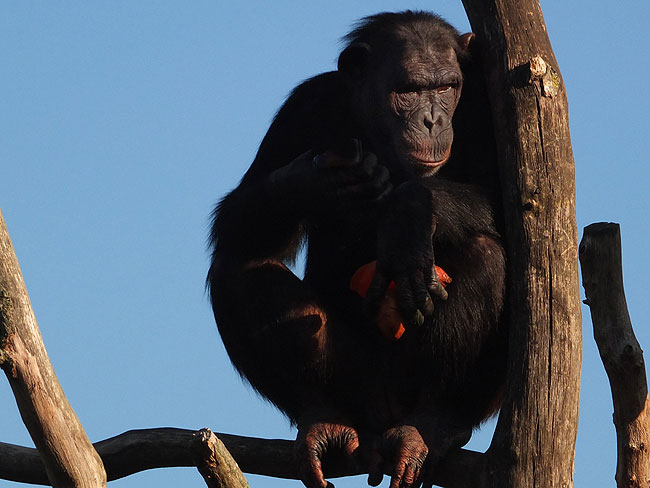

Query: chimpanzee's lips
left=409, top=146, right=452, bottom=167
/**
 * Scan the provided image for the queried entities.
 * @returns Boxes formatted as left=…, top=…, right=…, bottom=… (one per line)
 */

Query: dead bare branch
left=580, top=222, right=650, bottom=487
left=0, top=209, right=106, bottom=487
left=192, top=428, right=249, bottom=488
left=0, top=428, right=484, bottom=487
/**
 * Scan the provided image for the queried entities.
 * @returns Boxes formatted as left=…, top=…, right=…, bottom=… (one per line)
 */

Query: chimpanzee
left=208, top=11, right=506, bottom=488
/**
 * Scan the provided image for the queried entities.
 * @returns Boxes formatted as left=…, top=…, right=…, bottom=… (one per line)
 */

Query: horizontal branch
left=0, top=428, right=485, bottom=487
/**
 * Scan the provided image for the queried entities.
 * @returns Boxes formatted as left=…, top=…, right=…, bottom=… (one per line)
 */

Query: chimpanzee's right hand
left=268, top=139, right=392, bottom=216
left=296, top=420, right=361, bottom=488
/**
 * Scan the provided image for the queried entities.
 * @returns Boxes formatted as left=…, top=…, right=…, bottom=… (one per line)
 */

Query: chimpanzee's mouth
left=409, top=146, right=452, bottom=168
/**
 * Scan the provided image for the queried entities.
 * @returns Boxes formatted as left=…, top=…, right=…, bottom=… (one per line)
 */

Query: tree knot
left=524, top=55, right=561, bottom=98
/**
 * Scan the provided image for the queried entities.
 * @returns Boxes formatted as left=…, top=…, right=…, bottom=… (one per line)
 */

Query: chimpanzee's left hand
left=366, top=181, right=447, bottom=329
left=367, top=424, right=429, bottom=488
left=367, top=419, right=472, bottom=488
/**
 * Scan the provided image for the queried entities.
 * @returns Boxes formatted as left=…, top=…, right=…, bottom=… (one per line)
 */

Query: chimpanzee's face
left=357, top=43, right=463, bottom=178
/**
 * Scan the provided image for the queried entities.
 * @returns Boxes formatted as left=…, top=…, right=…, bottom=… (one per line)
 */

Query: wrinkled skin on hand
left=296, top=416, right=471, bottom=488
left=296, top=420, right=361, bottom=488
left=270, top=139, right=392, bottom=217
left=366, top=181, right=448, bottom=328
left=368, top=420, right=472, bottom=488
left=368, top=425, right=429, bottom=488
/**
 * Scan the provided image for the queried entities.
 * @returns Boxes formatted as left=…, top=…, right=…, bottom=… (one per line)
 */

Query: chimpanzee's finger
left=343, top=164, right=392, bottom=200
left=365, top=271, right=391, bottom=317
left=332, top=138, right=362, bottom=161
left=428, top=280, right=448, bottom=301
left=313, top=139, right=362, bottom=169
left=394, top=276, right=420, bottom=327
left=348, top=151, right=379, bottom=180
left=313, top=152, right=351, bottom=169
left=400, top=461, right=420, bottom=488
left=389, top=460, right=408, bottom=488
left=426, top=265, right=448, bottom=302
left=367, top=448, right=385, bottom=487
left=299, top=449, right=333, bottom=488
left=410, top=271, right=435, bottom=317
left=329, top=152, right=381, bottom=186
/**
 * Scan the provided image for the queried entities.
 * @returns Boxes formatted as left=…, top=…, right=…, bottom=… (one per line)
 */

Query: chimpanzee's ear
left=459, top=33, right=476, bottom=51
left=338, top=42, right=371, bottom=79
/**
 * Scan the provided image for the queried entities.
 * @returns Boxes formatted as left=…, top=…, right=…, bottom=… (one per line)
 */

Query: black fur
left=208, top=10, right=506, bottom=487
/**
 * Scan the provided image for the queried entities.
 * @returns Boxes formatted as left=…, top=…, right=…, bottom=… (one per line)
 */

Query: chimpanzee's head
left=338, top=11, right=473, bottom=178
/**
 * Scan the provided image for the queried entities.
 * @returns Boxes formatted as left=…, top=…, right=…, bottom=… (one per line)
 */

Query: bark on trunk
left=461, top=1, right=582, bottom=486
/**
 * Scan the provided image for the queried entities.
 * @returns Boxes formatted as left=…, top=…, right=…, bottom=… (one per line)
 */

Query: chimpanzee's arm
left=209, top=72, right=389, bottom=266
left=367, top=178, right=505, bottom=488
left=367, top=178, right=501, bottom=328
left=207, top=73, right=390, bottom=425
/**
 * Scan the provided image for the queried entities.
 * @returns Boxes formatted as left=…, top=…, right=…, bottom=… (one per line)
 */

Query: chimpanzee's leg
left=209, top=258, right=332, bottom=421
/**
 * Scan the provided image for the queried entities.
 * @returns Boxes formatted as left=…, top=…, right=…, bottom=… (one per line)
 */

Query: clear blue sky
left=1, top=2, right=648, bottom=487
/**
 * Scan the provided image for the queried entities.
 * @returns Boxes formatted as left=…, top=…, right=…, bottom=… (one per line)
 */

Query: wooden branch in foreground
left=0, top=210, right=106, bottom=487
left=0, top=428, right=485, bottom=488
left=579, top=222, right=650, bottom=488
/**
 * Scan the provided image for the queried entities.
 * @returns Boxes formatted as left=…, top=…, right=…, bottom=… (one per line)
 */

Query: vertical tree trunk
left=460, top=1, right=582, bottom=487
left=0, top=210, right=106, bottom=487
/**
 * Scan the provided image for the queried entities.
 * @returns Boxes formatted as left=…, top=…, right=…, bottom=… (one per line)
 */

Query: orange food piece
left=435, top=266, right=452, bottom=288
left=349, top=260, right=379, bottom=298
left=349, top=260, right=451, bottom=341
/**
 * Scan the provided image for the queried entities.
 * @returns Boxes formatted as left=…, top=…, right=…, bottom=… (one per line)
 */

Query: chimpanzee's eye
left=396, top=84, right=420, bottom=94
left=437, top=84, right=455, bottom=94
